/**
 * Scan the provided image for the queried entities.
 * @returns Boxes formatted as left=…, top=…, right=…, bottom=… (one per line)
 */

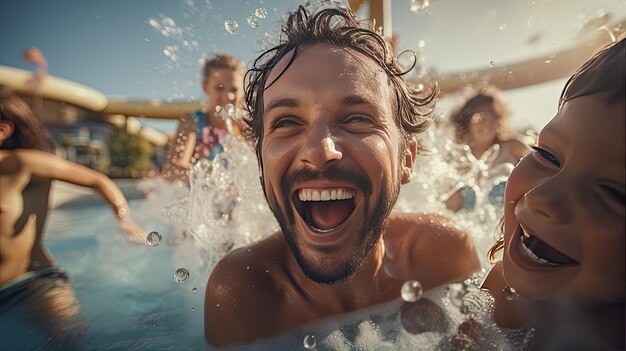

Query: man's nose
left=299, top=129, right=342, bottom=169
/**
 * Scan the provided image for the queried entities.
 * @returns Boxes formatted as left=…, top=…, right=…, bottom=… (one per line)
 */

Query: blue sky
left=1, top=0, right=624, bottom=133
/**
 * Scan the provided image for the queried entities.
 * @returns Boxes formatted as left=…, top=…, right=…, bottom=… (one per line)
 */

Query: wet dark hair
left=449, top=85, right=510, bottom=143
left=244, top=5, right=437, bottom=162
left=487, top=38, right=626, bottom=264
left=202, top=52, right=245, bottom=82
left=0, top=85, right=55, bottom=153
left=559, top=38, right=625, bottom=109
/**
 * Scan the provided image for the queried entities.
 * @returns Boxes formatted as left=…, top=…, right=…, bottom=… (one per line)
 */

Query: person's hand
left=120, top=221, right=147, bottom=244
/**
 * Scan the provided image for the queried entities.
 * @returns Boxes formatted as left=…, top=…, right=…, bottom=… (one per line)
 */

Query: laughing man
left=204, top=6, right=480, bottom=346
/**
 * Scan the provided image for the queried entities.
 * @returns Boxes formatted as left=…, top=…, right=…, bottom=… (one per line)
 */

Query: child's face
left=502, top=94, right=625, bottom=303
left=203, top=68, right=244, bottom=112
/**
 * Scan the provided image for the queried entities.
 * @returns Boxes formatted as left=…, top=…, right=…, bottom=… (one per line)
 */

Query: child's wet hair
left=559, top=38, right=625, bottom=109
left=202, top=52, right=245, bottom=82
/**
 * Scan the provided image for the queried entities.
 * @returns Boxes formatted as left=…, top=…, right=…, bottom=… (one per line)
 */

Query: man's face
left=260, top=44, right=414, bottom=284
left=203, top=68, right=244, bottom=112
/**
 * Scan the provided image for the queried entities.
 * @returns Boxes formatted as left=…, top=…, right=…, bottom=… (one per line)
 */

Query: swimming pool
left=0, top=133, right=513, bottom=350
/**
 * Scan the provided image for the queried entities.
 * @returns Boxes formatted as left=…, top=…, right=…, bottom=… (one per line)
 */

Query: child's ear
left=201, top=79, right=209, bottom=96
left=401, top=139, right=417, bottom=184
left=0, top=121, right=14, bottom=141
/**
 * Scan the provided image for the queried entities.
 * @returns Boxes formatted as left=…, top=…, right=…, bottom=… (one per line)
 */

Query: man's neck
left=286, top=239, right=388, bottom=313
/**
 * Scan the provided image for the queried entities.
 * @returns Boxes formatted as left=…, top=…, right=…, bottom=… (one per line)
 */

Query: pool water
left=2, top=200, right=209, bottom=350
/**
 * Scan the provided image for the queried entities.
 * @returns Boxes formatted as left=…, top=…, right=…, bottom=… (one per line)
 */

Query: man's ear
left=400, top=138, right=417, bottom=185
left=0, top=121, right=15, bottom=141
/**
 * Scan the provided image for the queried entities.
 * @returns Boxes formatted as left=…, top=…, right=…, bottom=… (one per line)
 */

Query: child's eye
left=531, top=145, right=561, bottom=167
left=601, top=185, right=626, bottom=205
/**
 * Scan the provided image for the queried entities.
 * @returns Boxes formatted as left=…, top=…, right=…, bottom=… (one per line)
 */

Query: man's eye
left=531, top=145, right=561, bottom=167
left=344, top=115, right=373, bottom=124
left=272, top=118, right=299, bottom=129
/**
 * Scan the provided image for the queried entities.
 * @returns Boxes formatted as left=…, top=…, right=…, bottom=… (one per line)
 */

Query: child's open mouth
left=293, top=188, right=356, bottom=233
left=519, top=226, right=579, bottom=266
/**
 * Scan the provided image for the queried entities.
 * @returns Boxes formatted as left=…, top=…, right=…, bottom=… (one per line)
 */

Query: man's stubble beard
left=265, top=165, right=402, bottom=284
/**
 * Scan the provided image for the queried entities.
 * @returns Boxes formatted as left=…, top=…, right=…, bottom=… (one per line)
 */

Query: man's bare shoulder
left=387, top=212, right=468, bottom=243
left=387, top=212, right=480, bottom=287
left=204, top=232, right=290, bottom=345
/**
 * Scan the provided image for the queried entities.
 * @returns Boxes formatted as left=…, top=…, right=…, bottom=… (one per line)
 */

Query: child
left=460, top=38, right=625, bottom=350
left=162, top=52, right=246, bottom=183
left=0, top=85, right=146, bottom=343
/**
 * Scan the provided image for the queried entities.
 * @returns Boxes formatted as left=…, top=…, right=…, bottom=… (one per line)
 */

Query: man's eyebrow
left=265, top=98, right=299, bottom=113
left=341, top=95, right=376, bottom=107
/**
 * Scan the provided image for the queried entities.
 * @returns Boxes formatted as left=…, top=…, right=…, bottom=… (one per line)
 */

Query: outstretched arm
left=19, top=149, right=144, bottom=241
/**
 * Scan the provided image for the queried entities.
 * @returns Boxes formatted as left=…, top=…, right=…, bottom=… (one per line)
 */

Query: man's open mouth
left=293, top=188, right=356, bottom=233
left=519, top=226, right=579, bottom=266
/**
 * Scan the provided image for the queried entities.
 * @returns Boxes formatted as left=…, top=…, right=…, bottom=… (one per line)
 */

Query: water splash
left=247, top=14, right=259, bottom=28
left=224, top=19, right=239, bottom=34
left=410, top=0, right=430, bottom=13
left=254, top=7, right=268, bottom=19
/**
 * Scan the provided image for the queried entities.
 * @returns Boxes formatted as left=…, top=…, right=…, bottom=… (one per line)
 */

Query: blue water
left=2, top=200, right=210, bottom=350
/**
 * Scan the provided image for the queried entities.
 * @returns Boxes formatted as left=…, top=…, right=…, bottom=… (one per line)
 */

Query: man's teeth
left=298, top=188, right=355, bottom=201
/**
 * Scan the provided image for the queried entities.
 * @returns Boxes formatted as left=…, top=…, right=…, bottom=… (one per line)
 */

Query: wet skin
left=204, top=44, right=480, bottom=346
left=502, top=95, right=624, bottom=303
left=480, top=94, right=625, bottom=340
left=0, top=149, right=144, bottom=285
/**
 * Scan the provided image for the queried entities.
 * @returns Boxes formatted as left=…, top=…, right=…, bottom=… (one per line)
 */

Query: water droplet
left=502, top=286, right=519, bottom=301
left=146, top=231, right=163, bottom=246
left=417, top=39, right=426, bottom=48
left=499, top=23, right=507, bottom=31
left=545, top=58, right=552, bottom=64
left=174, top=268, right=190, bottom=284
left=225, top=103, right=235, bottom=115
left=192, top=287, right=198, bottom=293
left=254, top=7, right=268, bottom=19
left=148, top=18, right=160, bottom=29
left=303, top=334, right=317, bottom=349
left=247, top=14, right=258, bottom=28
left=410, top=0, right=430, bottom=13
left=190, top=307, right=195, bottom=311
left=224, top=19, right=239, bottom=34
left=401, top=280, right=424, bottom=302
left=489, top=61, right=495, bottom=68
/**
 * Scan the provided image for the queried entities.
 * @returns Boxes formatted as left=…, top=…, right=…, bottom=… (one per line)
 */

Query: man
left=204, top=6, right=480, bottom=346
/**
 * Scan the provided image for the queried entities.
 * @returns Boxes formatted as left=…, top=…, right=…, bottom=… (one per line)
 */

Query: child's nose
left=523, top=177, right=573, bottom=224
